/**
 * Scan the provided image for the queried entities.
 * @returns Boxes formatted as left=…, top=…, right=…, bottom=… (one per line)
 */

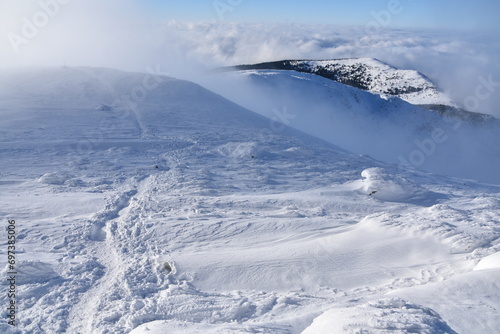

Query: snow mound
left=216, top=142, right=273, bottom=160
left=302, top=298, right=458, bottom=334
left=358, top=167, right=436, bottom=205
left=130, top=320, right=263, bottom=334
left=95, top=104, right=113, bottom=111
left=475, top=252, right=500, bottom=271
left=38, top=172, right=73, bottom=185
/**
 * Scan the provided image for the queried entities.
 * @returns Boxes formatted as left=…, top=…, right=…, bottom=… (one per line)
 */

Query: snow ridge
left=229, top=58, right=456, bottom=107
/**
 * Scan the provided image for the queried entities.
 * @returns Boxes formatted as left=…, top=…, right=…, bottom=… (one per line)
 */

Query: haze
left=1, top=0, right=499, bottom=117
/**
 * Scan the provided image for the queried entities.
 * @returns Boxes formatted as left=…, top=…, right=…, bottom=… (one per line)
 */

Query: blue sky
left=143, top=0, right=499, bottom=31
left=1, top=0, right=499, bottom=115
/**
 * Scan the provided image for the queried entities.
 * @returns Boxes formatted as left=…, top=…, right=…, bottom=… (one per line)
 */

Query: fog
left=198, top=70, right=500, bottom=183
left=1, top=0, right=499, bottom=117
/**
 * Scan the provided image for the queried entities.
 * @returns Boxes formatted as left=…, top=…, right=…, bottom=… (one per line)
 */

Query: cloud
left=0, top=0, right=162, bottom=70
left=0, top=2, right=498, bottom=116
left=163, top=22, right=500, bottom=117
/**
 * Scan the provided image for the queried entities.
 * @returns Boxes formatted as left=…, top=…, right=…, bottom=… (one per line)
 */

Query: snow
left=358, top=167, right=435, bottom=204
left=474, top=252, right=500, bottom=271
left=302, top=298, right=458, bottom=334
left=289, top=58, right=457, bottom=106
left=200, top=69, right=500, bottom=183
left=0, top=67, right=499, bottom=333
left=392, top=269, right=500, bottom=333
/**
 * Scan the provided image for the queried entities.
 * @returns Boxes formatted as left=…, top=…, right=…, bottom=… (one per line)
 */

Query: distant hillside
left=219, top=58, right=495, bottom=124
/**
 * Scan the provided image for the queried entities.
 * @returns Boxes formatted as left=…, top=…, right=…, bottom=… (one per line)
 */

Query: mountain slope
left=223, top=58, right=454, bottom=106
left=220, top=58, right=496, bottom=124
left=1, top=67, right=499, bottom=334
left=201, top=69, right=500, bottom=183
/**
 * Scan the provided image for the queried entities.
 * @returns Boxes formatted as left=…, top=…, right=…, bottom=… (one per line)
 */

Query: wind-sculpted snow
left=302, top=298, right=459, bottom=334
left=0, top=67, right=499, bottom=333
left=355, top=167, right=443, bottom=205
left=475, top=252, right=500, bottom=271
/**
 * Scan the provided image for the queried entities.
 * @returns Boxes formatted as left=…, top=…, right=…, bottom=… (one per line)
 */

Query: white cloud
left=0, top=0, right=157, bottom=70
left=0, top=1, right=498, bottom=117
left=160, top=22, right=500, bottom=117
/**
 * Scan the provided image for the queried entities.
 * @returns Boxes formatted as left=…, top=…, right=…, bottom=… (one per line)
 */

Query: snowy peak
left=291, top=58, right=444, bottom=103
left=227, top=58, right=455, bottom=107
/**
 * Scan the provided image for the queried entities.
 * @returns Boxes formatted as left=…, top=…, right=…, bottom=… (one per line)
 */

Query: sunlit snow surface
left=1, top=67, right=499, bottom=334
left=290, top=58, right=457, bottom=106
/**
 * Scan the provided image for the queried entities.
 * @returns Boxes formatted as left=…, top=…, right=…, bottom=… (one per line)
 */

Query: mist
left=198, top=69, right=500, bottom=183
left=1, top=1, right=499, bottom=117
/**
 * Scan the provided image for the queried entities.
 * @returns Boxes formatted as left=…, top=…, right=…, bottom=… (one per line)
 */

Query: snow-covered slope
left=201, top=69, right=500, bottom=184
left=229, top=58, right=456, bottom=107
left=1, top=67, right=499, bottom=334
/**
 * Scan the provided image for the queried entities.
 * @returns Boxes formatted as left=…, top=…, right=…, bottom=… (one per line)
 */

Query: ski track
left=65, top=172, right=177, bottom=333
left=67, top=184, right=142, bottom=333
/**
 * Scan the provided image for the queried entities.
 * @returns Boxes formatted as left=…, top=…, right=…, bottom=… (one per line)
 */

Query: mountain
left=200, top=69, right=500, bottom=183
left=1, top=67, right=499, bottom=334
left=226, top=58, right=452, bottom=105
left=219, top=58, right=495, bottom=124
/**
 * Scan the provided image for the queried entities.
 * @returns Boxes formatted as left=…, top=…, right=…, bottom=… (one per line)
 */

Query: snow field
left=0, top=67, right=499, bottom=333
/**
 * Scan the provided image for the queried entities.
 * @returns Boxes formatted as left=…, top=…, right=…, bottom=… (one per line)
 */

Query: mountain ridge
left=202, top=68, right=500, bottom=183
left=217, top=58, right=495, bottom=124
left=219, top=57, right=449, bottom=104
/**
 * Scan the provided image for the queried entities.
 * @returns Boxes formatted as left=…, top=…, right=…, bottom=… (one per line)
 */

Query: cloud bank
left=164, top=22, right=500, bottom=117
left=0, top=1, right=499, bottom=116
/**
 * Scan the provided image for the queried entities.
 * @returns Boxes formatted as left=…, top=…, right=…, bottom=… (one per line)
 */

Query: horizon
left=142, top=0, right=500, bottom=31
left=0, top=0, right=499, bottom=117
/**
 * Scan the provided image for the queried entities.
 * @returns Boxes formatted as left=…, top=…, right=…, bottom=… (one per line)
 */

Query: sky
left=0, top=0, right=499, bottom=116
left=142, top=0, right=500, bottom=31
